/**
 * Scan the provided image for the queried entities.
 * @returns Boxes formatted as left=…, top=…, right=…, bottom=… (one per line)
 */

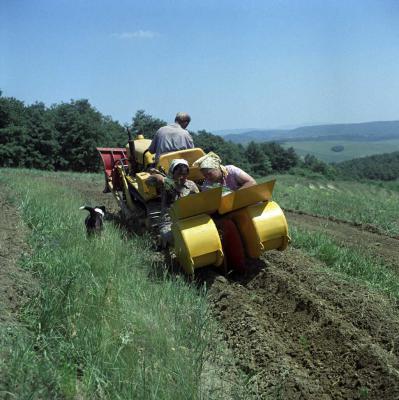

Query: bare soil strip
left=0, top=186, right=35, bottom=325
left=62, top=177, right=399, bottom=399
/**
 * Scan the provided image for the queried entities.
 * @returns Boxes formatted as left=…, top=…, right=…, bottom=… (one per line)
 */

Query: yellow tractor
left=97, top=131, right=289, bottom=275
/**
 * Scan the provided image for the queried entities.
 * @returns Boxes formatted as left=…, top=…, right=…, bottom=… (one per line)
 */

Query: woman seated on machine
left=154, top=159, right=199, bottom=248
left=193, top=152, right=256, bottom=192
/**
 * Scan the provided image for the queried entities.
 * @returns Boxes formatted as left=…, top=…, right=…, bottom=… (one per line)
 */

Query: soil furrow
left=209, top=250, right=399, bottom=399
left=284, top=208, right=397, bottom=238
left=286, top=211, right=399, bottom=273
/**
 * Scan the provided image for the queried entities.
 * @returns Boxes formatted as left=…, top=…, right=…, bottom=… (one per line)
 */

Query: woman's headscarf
left=193, top=152, right=227, bottom=175
left=168, top=159, right=189, bottom=177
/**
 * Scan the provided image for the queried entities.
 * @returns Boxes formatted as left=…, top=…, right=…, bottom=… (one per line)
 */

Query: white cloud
left=112, top=30, right=159, bottom=40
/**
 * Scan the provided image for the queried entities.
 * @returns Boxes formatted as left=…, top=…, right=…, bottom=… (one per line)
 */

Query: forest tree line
left=4, top=94, right=395, bottom=180
left=0, top=95, right=126, bottom=172
left=0, top=95, right=302, bottom=176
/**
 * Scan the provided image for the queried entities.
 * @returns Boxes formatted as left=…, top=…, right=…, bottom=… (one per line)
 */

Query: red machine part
left=97, top=147, right=128, bottom=191
left=219, top=219, right=246, bottom=273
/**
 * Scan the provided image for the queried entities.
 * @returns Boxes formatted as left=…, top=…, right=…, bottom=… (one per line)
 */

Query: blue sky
left=1, top=0, right=399, bottom=131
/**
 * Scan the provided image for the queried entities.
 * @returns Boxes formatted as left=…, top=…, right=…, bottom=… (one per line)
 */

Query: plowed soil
left=5, top=177, right=399, bottom=399
left=208, top=250, right=399, bottom=399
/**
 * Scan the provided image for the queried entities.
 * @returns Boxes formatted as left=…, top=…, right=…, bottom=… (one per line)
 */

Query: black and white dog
left=80, top=206, right=106, bottom=236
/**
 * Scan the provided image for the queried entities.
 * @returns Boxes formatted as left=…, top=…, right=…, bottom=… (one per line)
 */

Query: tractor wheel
left=219, top=219, right=246, bottom=273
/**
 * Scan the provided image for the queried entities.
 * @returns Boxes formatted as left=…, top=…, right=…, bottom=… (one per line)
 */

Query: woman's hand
left=146, top=174, right=165, bottom=188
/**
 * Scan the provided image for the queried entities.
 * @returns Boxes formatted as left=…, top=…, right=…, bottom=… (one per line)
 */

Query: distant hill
left=222, top=121, right=399, bottom=144
left=213, top=128, right=258, bottom=136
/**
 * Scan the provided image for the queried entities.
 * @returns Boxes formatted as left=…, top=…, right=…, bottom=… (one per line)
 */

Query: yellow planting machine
left=97, top=131, right=289, bottom=275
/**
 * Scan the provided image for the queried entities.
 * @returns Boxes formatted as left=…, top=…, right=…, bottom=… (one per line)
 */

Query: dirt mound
left=208, top=250, right=399, bottom=399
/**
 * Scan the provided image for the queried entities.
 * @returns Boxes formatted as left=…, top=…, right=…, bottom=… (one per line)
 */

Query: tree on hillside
left=245, top=141, right=272, bottom=176
left=337, top=151, right=399, bottom=181
left=132, top=110, right=166, bottom=139
left=24, top=103, right=59, bottom=170
left=192, top=130, right=250, bottom=170
left=260, top=142, right=299, bottom=171
left=0, top=96, right=26, bottom=129
left=303, top=154, right=331, bottom=174
left=52, top=99, right=125, bottom=172
left=102, top=116, right=127, bottom=147
left=0, top=96, right=30, bottom=167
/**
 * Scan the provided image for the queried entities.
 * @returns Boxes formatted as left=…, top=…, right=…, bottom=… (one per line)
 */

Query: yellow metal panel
left=133, top=138, right=152, bottom=153
left=118, top=166, right=135, bottom=210
left=143, top=152, right=155, bottom=166
left=218, top=180, right=275, bottom=215
left=172, top=214, right=224, bottom=275
left=125, top=139, right=154, bottom=167
left=233, top=201, right=289, bottom=258
left=158, top=148, right=205, bottom=174
left=134, top=172, right=158, bottom=201
left=170, top=187, right=222, bottom=220
left=126, top=176, right=138, bottom=191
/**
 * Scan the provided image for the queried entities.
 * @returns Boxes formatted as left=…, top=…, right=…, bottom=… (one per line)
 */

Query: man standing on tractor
left=148, top=112, right=194, bottom=163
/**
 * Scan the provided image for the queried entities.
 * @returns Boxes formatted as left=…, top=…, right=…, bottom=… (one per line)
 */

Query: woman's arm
left=236, top=169, right=256, bottom=189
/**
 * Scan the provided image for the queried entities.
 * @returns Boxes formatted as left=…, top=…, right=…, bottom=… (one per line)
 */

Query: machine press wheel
left=219, top=219, right=246, bottom=273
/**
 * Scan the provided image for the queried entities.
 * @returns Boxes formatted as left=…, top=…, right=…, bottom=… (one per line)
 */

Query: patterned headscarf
left=193, top=152, right=227, bottom=175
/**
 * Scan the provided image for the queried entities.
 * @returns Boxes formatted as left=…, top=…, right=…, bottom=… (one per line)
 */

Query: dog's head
left=80, top=206, right=106, bottom=235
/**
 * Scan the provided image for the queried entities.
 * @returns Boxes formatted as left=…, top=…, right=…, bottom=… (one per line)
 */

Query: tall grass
left=0, top=170, right=237, bottom=399
left=290, top=226, right=399, bottom=299
left=372, top=179, right=399, bottom=193
left=0, top=166, right=103, bottom=182
left=261, top=174, right=399, bottom=236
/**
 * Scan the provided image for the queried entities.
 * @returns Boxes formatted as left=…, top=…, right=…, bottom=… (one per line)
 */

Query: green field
left=281, top=139, right=399, bottom=163
left=260, top=174, right=399, bottom=236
